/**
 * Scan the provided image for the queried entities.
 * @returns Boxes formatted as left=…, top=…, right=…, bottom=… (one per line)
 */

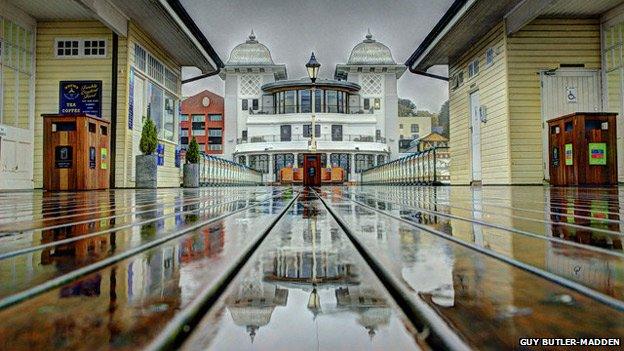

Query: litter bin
left=548, top=112, right=618, bottom=186
left=43, top=114, right=110, bottom=190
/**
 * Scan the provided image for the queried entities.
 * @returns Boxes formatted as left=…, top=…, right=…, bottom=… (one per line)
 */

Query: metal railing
left=360, top=147, right=450, bottom=185
left=238, top=134, right=386, bottom=144
left=250, top=104, right=376, bottom=115
left=181, top=153, right=263, bottom=186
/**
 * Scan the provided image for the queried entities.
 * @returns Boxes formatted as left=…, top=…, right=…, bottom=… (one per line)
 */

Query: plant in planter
left=183, top=137, right=201, bottom=188
left=135, top=117, right=159, bottom=188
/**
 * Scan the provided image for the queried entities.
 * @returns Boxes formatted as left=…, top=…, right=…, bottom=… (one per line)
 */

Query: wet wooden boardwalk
left=0, top=186, right=622, bottom=350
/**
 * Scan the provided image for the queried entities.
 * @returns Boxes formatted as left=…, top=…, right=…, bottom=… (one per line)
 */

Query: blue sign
left=175, top=146, right=181, bottom=168
left=128, top=69, right=134, bottom=129
left=59, top=80, right=102, bottom=117
left=157, top=143, right=165, bottom=166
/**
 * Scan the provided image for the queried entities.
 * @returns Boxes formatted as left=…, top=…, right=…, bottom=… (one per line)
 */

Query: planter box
left=183, top=163, right=200, bottom=188
left=136, top=154, right=158, bottom=188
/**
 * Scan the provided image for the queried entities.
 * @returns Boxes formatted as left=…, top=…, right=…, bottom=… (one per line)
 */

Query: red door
left=303, top=153, right=321, bottom=186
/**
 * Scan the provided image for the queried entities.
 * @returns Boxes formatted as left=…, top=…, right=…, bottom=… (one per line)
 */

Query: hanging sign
left=566, top=86, right=577, bottom=103
left=59, top=81, right=103, bottom=117
left=588, top=143, right=607, bottom=166
left=564, top=144, right=573, bottom=166
left=55, top=146, right=73, bottom=168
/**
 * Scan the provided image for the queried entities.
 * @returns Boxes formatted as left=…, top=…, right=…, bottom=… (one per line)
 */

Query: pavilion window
left=300, top=89, right=312, bottom=113
left=315, top=89, right=323, bottom=112
left=285, top=90, right=296, bottom=113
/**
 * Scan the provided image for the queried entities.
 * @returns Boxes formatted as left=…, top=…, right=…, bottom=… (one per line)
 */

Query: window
left=242, top=99, right=248, bottom=111
left=1, top=19, right=34, bottom=129
left=134, top=44, right=147, bottom=71
left=451, top=71, right=464, bottom=91
left=208, top=128, right=222, bottom=137
left=285, top=91, right=295, bottom=113
left=326, top=90, right=338, bottom=113
left=280, top=125, right=292, bottom=141
left=209, top=144, right=223, bottom=151
left=242, top=130, right=248, bottom=141
left=180, top=129, right=189, bottom=137
left=164, top=68, right=178, bottom=92
left=399, top=124, right=403, bottom=129
left=252, top=98, right=259, bottom=110
left=55, top=40, right=79, bottom=57
left=411, top=124, right=419, bottom=133
left=192, top=129, right=206, bottom=136
left=250, top=154, right=269, bottom=173
left=300, top=89, right=311, bottom=113
left=180, top=115, right=189, bottom=121
left=209, top=114, right=222, bottom=121
left=468, top=59, right=479, bottom=78
left=363, top=98, right=370, bottom=110
left=486, top=47, right=495, bottom=67
left=192, top=114, right=204, bottom=122
left=148, top=55, right=164, bottom=83
left=303, top=124, right=321, bottom=137
left=374, top=98, right=381, bottom=110
left=83, top=40, right=106, bottom=57
left=412, top=134, right=419, bottom=139
left=146, top=82, right=177, bottom=142
left=331, top=125, right=343, bottom=141
left=180, top=137, right=189, bottom=145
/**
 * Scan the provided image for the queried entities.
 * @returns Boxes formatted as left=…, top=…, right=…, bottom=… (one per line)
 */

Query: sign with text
left=588, top=143, right=607, bottom=166
left=59, top=80, right=103, bottom=117
left=55, top=146, right=73, bottom=168
left=565, top=144, right=573, bottom=166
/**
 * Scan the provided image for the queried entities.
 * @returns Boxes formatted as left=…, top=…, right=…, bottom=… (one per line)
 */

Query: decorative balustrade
left=181, top=153, right=263, bottom=186
left=238, top=134, right=385, bottom=144
left=360, top=147, right=450, bottom=185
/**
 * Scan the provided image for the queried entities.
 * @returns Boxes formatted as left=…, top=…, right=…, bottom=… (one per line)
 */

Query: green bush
left=139, top=117, right=158, bottom=155
left=186, top=137, right=201, bottom=164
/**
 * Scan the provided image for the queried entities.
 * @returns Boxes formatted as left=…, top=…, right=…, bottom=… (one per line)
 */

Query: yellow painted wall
left=507, top=18, right=601, bottom=184
left=448, top=22, right=511, bottom=184
left=34, top=21, right=113, bottom=188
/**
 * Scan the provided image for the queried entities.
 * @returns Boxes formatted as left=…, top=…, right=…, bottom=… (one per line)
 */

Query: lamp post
left=306, top=52, right=320, bottom=151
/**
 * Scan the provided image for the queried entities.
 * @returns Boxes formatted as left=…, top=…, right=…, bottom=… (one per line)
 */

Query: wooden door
left=303, top=153, right=321, bottom=186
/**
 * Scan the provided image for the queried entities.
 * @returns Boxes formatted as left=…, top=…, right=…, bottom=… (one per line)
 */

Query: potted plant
left=183, top=137, right=201, bottom=188
left=136, top=117, right=158, bottom=188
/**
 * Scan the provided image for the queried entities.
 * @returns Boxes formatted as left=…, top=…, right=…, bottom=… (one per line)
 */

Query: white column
left=268, top=153, right=275, bottom=183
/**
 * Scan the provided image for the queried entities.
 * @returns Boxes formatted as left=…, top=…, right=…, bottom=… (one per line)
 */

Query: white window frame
left=54, top=38, right=107, bottom=59
left=468, top=59, right=479, bottom=79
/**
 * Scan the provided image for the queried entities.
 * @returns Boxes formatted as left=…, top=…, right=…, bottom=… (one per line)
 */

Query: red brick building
left=180, top=90, right=224, bottom=154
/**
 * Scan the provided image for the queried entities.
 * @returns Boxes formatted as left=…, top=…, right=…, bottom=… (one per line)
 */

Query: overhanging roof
left=405, top=0, right=521, bottom=71
left=11, top=0, right=223, bottom=74
left=406, top=0, right=623, bottom=72
left=110, top=0, right=223, bottom=73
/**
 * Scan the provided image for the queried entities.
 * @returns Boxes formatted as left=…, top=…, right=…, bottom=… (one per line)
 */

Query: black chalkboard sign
left=59, top=81, right=102, bottom=117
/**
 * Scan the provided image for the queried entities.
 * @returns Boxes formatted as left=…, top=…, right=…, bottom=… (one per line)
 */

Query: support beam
left=505, top=0, right=557, bottom=36
left=75, top=0, right=128, bottom=36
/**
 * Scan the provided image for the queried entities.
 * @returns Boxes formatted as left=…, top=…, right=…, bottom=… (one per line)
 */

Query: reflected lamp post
left=306, top=52, right=320, bottom=151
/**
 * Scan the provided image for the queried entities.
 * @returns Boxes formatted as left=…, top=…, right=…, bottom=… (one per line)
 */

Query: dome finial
left=364, top=29, right=374, bottom=42
left=247, top=29, right=257, bottom=43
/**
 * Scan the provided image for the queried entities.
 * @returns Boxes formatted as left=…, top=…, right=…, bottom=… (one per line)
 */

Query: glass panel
left=326, top=90, right=337, bottom=113
left=315, top=89, right=322, bottom=112
left=163, top=93, right=176, bottom=141
left=3, top=65, right=16, bottom=127
left=285, top=90, right=295, bottom=113
left=300, top=89, right=311, bottom=113
left=147, top=82, right=164, bottom=138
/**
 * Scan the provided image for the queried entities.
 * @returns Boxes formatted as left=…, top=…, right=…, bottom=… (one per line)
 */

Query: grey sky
left=181, top=0, right=451, bottom=113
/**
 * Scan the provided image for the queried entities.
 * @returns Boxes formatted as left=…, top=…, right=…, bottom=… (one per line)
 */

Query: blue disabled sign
left=59, top=80, right=102, bottom=117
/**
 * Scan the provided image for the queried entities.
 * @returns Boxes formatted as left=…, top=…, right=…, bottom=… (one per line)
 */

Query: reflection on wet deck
left=0, top=185, right=622, bottom=350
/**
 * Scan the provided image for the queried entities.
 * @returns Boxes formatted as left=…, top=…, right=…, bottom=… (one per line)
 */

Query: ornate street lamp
left=306, top=53, right=321, bottom=151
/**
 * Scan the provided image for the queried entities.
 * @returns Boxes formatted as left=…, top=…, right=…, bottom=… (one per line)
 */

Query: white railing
left=360, top=147, right=450, bottom=185
left=181, top=153, right=263, bottom=186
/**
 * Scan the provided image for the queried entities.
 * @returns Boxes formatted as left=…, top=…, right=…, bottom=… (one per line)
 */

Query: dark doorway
left=303, top=153, right=321, bottom=186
